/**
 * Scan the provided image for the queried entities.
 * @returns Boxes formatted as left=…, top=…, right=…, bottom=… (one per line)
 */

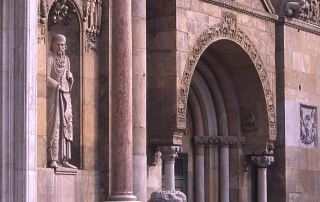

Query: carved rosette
left=251, top=155, right=274, bottom=168
left=159, top=146, right=182, bottom=162
left=177, top=12, right=276, bottom=143
left=148, top=190, right=187, bottom=202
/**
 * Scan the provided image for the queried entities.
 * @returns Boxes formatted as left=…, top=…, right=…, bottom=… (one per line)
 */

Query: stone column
left=194, top=145, right=205, bottom=202
left=0, top=0, right=38, bottom=201
left=132, top=0, right=147, bottom=201
left=108, top=0, right=137, bottom=201
left=219, top=143, right=230, bottom=202
left=160, top=146, right=181, bottom=191
left=149, top=146, right=186, bottom=202
left=251, top=156, right=274, bottom=202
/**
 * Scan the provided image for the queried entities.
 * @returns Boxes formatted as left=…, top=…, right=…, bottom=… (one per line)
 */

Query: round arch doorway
left=179, top=39, right=271, bottom=202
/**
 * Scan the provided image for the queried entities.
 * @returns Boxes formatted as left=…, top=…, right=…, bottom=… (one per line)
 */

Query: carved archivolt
left=177, top=12, right=276, bottom=141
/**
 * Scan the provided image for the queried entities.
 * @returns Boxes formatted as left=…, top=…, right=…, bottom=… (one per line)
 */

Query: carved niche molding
left=285, top=0, right=320, bottom=26
left=300, top=104, right=317, bottom=144
left=83, top=0, right=102, bottom=52
left=177, top=12, right=276, bottom=142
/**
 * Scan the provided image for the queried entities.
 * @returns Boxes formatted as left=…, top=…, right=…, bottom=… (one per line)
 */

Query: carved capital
left=149, top=191, right=187, bottom=202
left=251, top=155, right=274, bottom=168
left=193, top=136, right=245, bottom=148
left=159, top=146, right=182, bottom=162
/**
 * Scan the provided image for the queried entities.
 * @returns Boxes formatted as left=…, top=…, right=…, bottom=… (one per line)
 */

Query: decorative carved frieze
left=300, top=104, right=317, bottom=144
left=193, top=136, right=245, bottom=147
left=83, top=0, right=102, bottom=34
left=48, top=0, right=76, bottom=26
left=177, top=12, right=277, bottom=142
left=251, top=155, right=274, bottom=168
left=159, top=146, right=182, bottom=162
left=148, top=190, right=187, bottom=202
left=39, top=0, right=49, bottom=24
left=285, top=0, right=320, bottom=26
left=82, top=0, right=102, bottom=53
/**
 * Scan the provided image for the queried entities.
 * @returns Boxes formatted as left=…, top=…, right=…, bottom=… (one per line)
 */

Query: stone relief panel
left=300, top=104, right=317, bottom=145
left=177, top=12, right=276, bottom=142
left=285, top=0, right=320, bottom=26
left=241, top=111, right=258, bottom=132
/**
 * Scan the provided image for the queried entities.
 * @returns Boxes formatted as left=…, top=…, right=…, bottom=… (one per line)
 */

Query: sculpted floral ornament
left=177, top=12, right=276, bottom=142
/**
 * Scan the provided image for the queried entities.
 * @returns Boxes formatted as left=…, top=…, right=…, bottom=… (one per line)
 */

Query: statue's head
left=50, top=34, right=67, bottom=56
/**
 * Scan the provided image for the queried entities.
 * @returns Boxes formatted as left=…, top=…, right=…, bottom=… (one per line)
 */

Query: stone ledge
left=54, top=167, right=77, bottom=175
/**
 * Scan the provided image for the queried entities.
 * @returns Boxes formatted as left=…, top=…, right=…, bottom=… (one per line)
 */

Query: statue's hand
left=66, top=71, right=74, bottom=82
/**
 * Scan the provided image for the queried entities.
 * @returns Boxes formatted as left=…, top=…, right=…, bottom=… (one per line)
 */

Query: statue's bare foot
left=62, top=161, right=77, bottom=169
left=49, top=161, right=58, bottom=168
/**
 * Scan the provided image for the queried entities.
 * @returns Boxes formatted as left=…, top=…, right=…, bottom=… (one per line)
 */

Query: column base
left=148, top=191, right=187, bottom=202
left=106, top=194, right=138, bottom=202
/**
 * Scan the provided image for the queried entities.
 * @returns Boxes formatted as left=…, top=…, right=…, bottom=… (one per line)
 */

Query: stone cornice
left=201, top=0, right=278, bottom=22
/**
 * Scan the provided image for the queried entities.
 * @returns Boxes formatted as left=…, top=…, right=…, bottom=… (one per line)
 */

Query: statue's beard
left=57, top=50, right=65, bottom=57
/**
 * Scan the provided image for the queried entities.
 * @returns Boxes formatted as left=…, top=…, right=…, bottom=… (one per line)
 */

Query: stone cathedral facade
left=2, top=0, right=320, bottom=202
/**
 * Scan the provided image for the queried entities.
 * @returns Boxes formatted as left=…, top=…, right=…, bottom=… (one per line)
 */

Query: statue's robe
left=47, top=54, right=73, bottom=162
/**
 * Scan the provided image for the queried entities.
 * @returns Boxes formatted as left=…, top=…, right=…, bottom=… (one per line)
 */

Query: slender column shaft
left=109, top=0, right=136, bottom=200
left=251, top=155, right=274, bottom=202
left=195, top=147, right=205, bottom=202
left=219, top=146, right=229, bottom=202
left=160, top=146, right=181, bottom=192
left=258, top=167, right=267, bottom=202
left=132, top=0, right=147, bottom=201
left=164, top=160, right=175, bottom=191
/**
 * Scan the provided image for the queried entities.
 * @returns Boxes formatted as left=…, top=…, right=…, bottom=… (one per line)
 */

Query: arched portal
left=177, top=12, right=276, bottom=148
left=178, top=12, right=277, bottom=202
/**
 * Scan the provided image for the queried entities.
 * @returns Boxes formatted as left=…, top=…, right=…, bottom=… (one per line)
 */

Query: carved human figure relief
left=300, top=105, right=317, bottom=144
left=47, top=34, right=77, bottom=169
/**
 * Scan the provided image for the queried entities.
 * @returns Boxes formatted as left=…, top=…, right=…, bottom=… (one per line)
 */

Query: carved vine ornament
left=285, top=0, right=320, bottom=25
left=177, top=12, right=276, bottom=141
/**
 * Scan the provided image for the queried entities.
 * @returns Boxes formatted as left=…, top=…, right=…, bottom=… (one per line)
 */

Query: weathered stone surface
left=148, top=191, right=187, bottom=202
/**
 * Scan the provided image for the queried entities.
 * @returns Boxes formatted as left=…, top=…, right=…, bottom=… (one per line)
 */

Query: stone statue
left=47, top=34, right=77, bottom=169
